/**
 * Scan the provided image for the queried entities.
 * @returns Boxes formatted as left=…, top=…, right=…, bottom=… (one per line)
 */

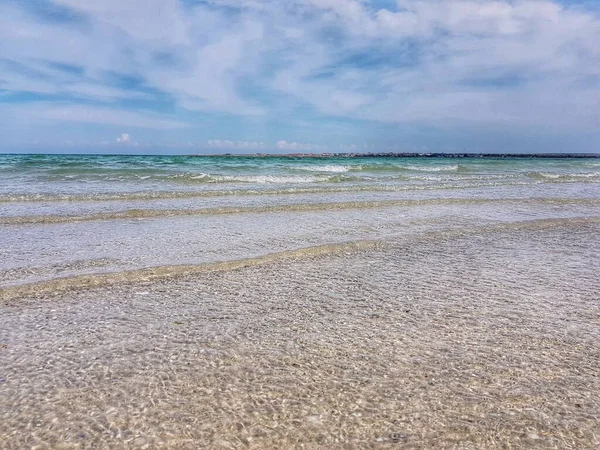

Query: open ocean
left=2, top=153, right=600, bottom=448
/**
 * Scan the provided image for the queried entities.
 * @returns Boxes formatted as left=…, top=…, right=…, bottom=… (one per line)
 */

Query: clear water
left=1, top=154, right=599, bottom=289
left=1, top=154, right=600, bottom=448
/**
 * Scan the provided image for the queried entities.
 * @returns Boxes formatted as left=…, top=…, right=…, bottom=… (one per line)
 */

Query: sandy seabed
left=1, top=222, right=599, bottom=449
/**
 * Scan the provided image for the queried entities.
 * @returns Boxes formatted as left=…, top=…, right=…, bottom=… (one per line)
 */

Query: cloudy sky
left=1, top=0, right=599, bottom=153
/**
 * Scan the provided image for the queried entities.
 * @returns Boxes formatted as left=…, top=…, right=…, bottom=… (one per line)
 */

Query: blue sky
left=1, top=0, right=599, bottom=154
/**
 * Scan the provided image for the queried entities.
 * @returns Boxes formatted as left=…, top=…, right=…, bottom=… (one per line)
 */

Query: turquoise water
left=1, top=154, right=599, bottom=289
left=1, top=154, right=600, bottom=199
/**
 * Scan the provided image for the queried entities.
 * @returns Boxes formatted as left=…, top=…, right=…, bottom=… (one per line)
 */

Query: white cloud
left=116, top=133, right=130, bottom=143
left=2, top=104, right=187, bottom=130
left=0, top=0, right=266, bottom=115
left=51, top=0, right=191, bottom=44
left=0, top=60, right=151, bottom=102
left=207, top=140, right=266, bottom=149
left=0, top=0, right=599, bottom=144
left=276, top=140, right=327, bottom=151
left=206, top=139, right=328, bottom=151
left=269, top=0, right=600, bottom=130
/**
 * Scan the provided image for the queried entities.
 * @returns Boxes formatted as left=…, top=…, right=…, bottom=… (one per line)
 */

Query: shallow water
left=1, top=221, right=600, bottom=448
left=1, top=154, right=600, bottom=288
left=1, top=154, right=600, bottom=448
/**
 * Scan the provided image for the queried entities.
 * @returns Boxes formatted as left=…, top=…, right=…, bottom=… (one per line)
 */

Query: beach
left=1, top=155, right=600, bottom=448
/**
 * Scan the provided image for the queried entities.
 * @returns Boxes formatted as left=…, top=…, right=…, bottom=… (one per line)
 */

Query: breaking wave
left=529, top=171, right=600, bottom=181
left=294, top=165, right=352, bottom=173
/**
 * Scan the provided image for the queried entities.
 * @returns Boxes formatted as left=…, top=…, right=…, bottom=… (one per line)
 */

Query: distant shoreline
left=194, top=152, right=600, bottom=159
left=2, top=152, right=599, bottom=158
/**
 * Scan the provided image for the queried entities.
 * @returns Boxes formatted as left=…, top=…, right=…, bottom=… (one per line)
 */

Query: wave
left=529, top=171, right=600, bottom=181
left=0, top=179, right=556, bottom=204
left=0, top=240, right=383, bottom=303
left=402, top=164, right=460, bottom=172
left=0, top=199, right=452, bottom=225
left=0, top=187, right=369, bottom=203
left=38, top=171, right=357, bottom=185
left=208, top=174, right=353, bottom=184
left=2, top=215, right=599, bottom=303
left=294, top=165, right=352, bottom=173
left=291, top=163, right=460, bottom=173
left=3, top=197, right=600, bottom=225
left=296, top=163, right=462, bottom=173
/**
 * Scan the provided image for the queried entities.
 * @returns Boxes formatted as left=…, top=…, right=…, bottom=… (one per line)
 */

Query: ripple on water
left=1, top=223, right=599, bottom=448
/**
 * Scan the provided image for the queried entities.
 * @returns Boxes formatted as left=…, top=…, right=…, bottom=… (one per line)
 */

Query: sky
left=0, top=0, right=599, bottom=154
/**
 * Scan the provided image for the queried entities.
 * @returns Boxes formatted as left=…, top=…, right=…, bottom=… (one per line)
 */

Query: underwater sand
left=1, top=219, right=599, bottom=449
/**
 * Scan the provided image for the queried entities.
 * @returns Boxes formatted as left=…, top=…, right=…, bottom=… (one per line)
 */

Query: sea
left=1, top=153, right=600, bottom=290
left=1, top=153, right=600, bottom=448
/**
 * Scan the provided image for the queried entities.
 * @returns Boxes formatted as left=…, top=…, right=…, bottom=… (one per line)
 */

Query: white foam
left=536, top=171, right=600, bottom=180
left=403, top=164, right=459, bottom=172
left=295, top=165, right=351, bottom=173
left=537, top=173, right=562, bottom=179
left=213, top=174, right=328, bottom=184
left=188, top=173, right=211, bottom=180
left=572, top=172, right=600, bottom=178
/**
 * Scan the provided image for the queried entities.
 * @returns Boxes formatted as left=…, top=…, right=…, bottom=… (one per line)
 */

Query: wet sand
left=1, top=221, right=600, bottom=449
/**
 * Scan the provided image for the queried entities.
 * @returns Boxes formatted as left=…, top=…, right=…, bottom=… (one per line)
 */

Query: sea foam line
left=3, top=197, right=600, bottom=225
left=294, top=165, right=352, bottom=173
left=0, top=180, right=538, bottom=203
left=1, top=199, right=469, bottom=225
left=0, top=240, right=383, bottom=304
left=2, top=216, right=599, bottom=304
